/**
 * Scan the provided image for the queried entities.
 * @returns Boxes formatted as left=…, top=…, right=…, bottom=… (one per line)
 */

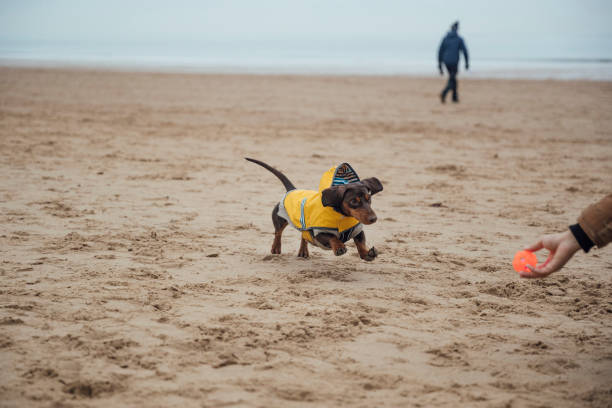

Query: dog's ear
left=361, top=177, right=383, bottom=195
left=321, top=185, right=347, bottom=208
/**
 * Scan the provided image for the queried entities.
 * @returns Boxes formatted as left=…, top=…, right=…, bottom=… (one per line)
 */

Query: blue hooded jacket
left=438, top=30, right=469, bottom=66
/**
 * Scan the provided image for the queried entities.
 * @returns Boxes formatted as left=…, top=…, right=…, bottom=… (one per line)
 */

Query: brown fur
left=298, top=238, right=309, bottom=258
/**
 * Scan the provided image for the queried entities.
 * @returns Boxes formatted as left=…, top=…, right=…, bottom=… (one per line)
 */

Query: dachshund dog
left=246, top=158, right=383, bottom=261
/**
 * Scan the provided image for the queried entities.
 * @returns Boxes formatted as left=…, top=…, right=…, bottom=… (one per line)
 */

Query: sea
left=1, top=40, right=611, bottom=81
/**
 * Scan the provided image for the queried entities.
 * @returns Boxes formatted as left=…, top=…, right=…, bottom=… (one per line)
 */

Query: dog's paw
left=297, top=249, right=309, bottom=258
left=334, top=246, right=347, bottom=256
left=364, top=247, right=379, bottom=261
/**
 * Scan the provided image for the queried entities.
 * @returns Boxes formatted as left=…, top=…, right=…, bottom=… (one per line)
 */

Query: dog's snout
left=368, top=215, right=377, bottom=224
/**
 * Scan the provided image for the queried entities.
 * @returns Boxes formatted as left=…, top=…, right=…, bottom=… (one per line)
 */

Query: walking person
left=438, top=21, right=469, bottom=103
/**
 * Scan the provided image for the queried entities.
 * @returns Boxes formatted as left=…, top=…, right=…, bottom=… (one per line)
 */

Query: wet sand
left=1, top=67, right=611, bottom=407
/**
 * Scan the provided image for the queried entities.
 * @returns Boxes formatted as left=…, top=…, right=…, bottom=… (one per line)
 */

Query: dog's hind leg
left=271, top=203, right=288, bottom=254
left=297, top=238, right=309, bottom=258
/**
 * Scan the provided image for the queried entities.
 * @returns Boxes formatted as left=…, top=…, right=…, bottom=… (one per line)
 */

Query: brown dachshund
left=246, top=158, right=383, bottom=261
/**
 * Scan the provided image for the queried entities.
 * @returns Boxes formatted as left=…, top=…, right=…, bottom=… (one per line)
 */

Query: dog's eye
left=350, top=198, right=360, bottom=207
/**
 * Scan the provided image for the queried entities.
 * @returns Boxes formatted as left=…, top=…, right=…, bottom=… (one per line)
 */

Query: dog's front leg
left=353, top=231, right=378, bottom=261
left=316, top=233, right=347, bottom=256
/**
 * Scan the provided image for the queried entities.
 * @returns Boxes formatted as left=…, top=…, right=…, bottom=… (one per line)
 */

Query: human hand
left=519, top=230, right=580, bottom=278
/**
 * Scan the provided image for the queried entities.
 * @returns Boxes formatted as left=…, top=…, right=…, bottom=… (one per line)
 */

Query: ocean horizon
left=1, top=40, right=611, bottom=80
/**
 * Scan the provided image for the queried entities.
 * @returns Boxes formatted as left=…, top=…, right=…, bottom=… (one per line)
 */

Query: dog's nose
left=368, top=215, right=377, bottom=224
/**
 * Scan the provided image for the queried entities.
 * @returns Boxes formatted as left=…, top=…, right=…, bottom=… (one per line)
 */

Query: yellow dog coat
left=278, top=163, right=363, bottom=248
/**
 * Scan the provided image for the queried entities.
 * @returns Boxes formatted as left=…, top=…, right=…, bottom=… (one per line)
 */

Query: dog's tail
left=245, top=158, right=296, bottom=192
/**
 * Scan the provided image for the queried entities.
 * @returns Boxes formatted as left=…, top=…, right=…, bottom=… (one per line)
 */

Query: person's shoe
left=452, top=97, right=459, bottom=103
left=440, top=92, right=446, bottom=104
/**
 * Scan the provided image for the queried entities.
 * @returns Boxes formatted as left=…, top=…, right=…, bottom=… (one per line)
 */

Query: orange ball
left=513, top=250, right=538, bottom=273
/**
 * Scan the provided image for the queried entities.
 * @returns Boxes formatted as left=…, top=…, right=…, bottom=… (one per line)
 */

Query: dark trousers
left=442, top=63, right=458, bottom=101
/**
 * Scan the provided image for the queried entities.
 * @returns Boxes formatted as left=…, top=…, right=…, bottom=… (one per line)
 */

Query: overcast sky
left=1, top=0, right=611, bottom=59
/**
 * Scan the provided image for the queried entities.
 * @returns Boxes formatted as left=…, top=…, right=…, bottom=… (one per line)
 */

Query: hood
left=318, top=163, right=360, bottom=192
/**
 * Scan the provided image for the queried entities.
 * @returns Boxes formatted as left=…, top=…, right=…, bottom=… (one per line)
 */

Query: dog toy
left=512, top=250, right=537, bottom=273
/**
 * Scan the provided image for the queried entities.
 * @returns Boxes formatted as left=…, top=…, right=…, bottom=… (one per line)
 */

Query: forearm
left=577, top=194, right=612, bottom=248
left=438, top=42, right=445, bottom=65
left=569, top=223, right=594, bottom=252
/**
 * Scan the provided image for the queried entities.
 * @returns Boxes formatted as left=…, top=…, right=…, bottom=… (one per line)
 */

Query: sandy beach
left=1, top=67, right=611, bottom=407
